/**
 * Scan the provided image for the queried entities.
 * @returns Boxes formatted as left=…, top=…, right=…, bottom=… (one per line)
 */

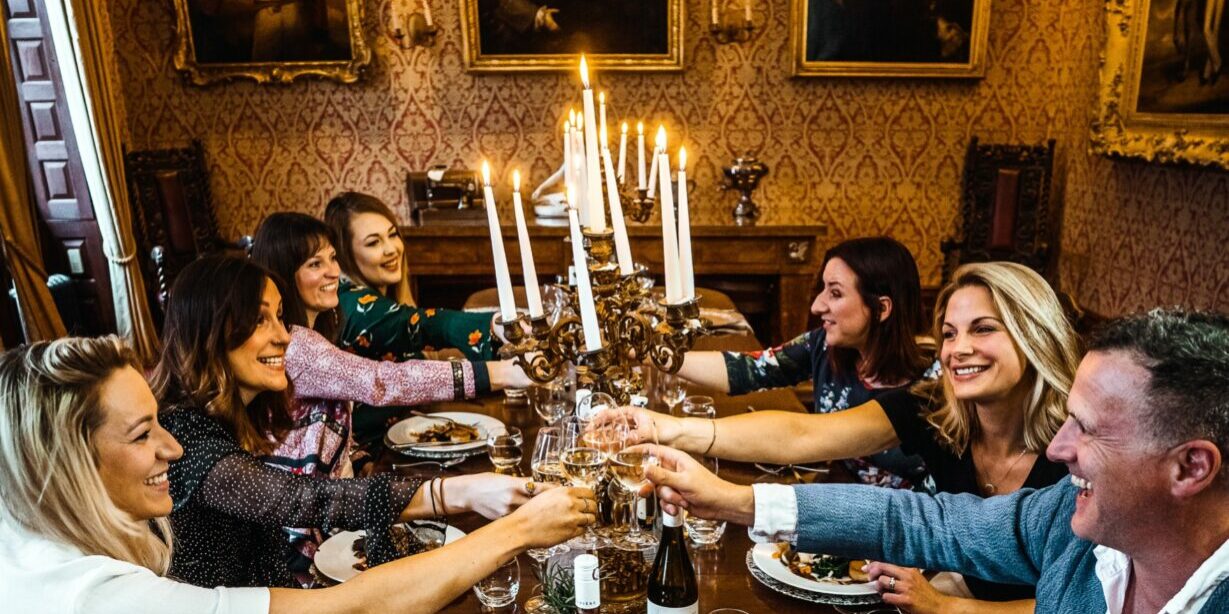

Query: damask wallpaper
left=101, top=0, right=1227, bottom=316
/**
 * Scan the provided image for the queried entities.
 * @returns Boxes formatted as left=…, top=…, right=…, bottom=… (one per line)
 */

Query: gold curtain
left=67, top=0, right=160, bottom=361
left=0, top=16, right=67, bottom=342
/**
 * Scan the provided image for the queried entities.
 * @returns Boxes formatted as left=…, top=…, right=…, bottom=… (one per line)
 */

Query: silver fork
left=391, top=457, right=466, bottom=471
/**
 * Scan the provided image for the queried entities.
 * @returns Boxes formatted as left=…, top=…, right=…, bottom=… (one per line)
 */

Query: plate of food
left=385, top=412, right=504, bottom=458
left=316, top=522, right=466, bottom=583
left=749, top=542, right=877, bottom=597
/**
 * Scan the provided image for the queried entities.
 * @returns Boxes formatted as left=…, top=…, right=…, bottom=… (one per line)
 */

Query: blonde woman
left=0, top=336, right=593, bottom=613
left=600, top=262, right=1081, bottom=612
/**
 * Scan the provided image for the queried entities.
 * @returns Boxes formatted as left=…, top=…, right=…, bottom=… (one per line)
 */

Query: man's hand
left=638, top=444, right=756, bottom=526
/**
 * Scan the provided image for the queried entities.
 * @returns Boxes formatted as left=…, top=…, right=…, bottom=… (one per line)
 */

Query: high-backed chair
left=941, top=137, right=1058, bottom=284
left=124, top=140, right=251, bottom=322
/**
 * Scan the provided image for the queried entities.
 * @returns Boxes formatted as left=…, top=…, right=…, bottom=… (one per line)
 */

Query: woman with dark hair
left=151, top=255, right=592, bottom=590
left=323, top=191, right=499, bottom=363
left=249, top=213, right=531, bottom=581
left=668, top=236, right=933, bottom=487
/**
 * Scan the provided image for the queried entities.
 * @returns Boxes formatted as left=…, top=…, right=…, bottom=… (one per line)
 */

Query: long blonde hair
left=0, top=336, right=173, bottom=573
left=920, top=262, right=1081, bottom=454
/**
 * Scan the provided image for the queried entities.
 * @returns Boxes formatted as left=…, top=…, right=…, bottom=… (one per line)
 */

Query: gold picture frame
left=788, top=0, right=990, bottom=78
left=171, top=0, right=371, bottom=85
left=460, top=0, right=683, bottom=72
left=1091, top=0, right=1229, bottom=169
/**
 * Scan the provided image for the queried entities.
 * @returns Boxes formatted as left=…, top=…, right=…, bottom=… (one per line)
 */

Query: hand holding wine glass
left=638, top=444, right=756, bottom=527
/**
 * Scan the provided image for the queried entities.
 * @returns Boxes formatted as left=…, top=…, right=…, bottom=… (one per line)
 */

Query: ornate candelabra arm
left=647, top=297, right=704, bottom=374
left=619, top=186, right=655, bottom=223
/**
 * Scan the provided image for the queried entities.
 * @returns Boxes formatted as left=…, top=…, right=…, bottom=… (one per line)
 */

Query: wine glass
left=526, top=427, right=570, bottom=564
left=528, top=377, right=570, bottom=425
left=658, top=372, right=687, bottom=416
left=575, top=390, right=617, bottom=424
left=486, top=426, right=523, bottom=474
left=608, top=417, right=659, bottom=549
left=472, top=556, right=520, bottom=608
left=561, top=416, right=608, bottom=549
left=681, top=395, right=726, bottom=547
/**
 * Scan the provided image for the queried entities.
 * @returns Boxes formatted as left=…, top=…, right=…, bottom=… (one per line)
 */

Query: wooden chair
left=941, top=137, right=1058, bottom=284
left=124, top=140, right=252, bottom=322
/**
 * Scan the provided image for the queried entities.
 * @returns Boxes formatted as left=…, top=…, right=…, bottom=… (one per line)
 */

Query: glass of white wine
left=562, top=417, right=608, bottom=550
left=608, top=421, right=659, bottom=549
left=681, top=395, right=726, bottom=547
left=526, top=427, right=570, bottom=564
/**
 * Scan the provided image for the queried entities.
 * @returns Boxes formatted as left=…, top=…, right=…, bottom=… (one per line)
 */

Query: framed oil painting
left=460, top=0, right=683, bottom=72
left=1091, top=0, right=1229, bottom=168
left=171, top=0, right=371, bottom=85
left=789, top=0, right=990, bottom=78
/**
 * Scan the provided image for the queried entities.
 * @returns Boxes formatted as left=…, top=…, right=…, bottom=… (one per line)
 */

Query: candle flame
left=655, top=125, right=667, bottom=150
left=481, top=160, right=491, bottom=186
left=579, top=55, right=590, bottom=88
left=576, top=115, right=583, bottom=131
left=512, top=169, right=521, bottom=192
left=621, top=121, right=628, bottom=134
left=599, top=91, right=606, bottom=105
left=636, top=121, right=644, bottom=135
left=679, top=146, right=687, bottom=169
left=569, top=108, right=576, bottom=124
left=563, top=120, right=570, bottom=134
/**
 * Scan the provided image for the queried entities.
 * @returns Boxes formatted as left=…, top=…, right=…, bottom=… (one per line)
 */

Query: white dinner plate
left=749, top=543, right=878, bottom=596
left=316, top=524, right=466, bottom=583
left=385, top=412, right=504, bottom=457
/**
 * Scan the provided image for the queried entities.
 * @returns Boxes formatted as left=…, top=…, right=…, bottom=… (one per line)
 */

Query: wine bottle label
left=574, top=388, right=594, bottom=418
left=647, top=602, right=699, bottom=613
left=661, top=507, right=683, bottom=528
left=574, top=553, right=600, bottom=608
left=637, top=496, right=647, bottom=521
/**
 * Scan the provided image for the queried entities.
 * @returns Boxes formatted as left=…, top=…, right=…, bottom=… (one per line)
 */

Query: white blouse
left=0, top=521, right=269, bottom=614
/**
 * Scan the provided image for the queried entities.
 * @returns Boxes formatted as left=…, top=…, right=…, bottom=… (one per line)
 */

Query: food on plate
left=409, top=421, right=478, bottom=444
left=349, top=525, right=444, bottom=572
left=772, top=543, right=859, bottom=585
left=848, top=559, right=870, bottom=582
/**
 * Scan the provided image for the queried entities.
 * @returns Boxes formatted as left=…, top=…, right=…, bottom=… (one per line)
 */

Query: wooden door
left=4, top=0, right=113, bottom=334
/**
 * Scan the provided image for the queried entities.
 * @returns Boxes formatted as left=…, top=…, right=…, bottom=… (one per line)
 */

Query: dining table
left=373, top=333, right=883, bottom=614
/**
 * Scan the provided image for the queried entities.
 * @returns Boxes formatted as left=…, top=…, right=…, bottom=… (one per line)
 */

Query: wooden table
left=378, top=332, right=854, bottom=613
left=400, top=222, right=827, bottom=346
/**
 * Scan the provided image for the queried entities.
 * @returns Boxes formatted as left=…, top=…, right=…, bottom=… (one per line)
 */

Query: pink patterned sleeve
left=287, top=326, right=476, bottom=405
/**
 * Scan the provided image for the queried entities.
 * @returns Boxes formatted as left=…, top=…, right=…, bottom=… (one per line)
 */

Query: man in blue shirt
left=644, top=309, right=1229, bottom=613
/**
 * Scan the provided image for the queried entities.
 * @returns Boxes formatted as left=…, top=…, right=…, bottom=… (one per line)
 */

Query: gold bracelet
left=438, top=476, right=448, bottom=516
left=702, top=420, right=717, bottom=456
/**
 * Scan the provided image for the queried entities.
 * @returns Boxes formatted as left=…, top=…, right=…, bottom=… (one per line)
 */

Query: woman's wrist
left=671, top=417, right=712, bottom=452
left=442, top=474, right=478, bottom=515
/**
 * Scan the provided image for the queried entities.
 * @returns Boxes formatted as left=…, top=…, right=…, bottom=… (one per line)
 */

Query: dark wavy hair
left=251, top=212, right=340, bottom=342
left=821, top=237, right=929, bottom=385
left=149, top=255, right=292, bottom=455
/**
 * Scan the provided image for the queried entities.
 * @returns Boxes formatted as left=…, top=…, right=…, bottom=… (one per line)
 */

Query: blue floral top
left=724, top=328, right=937, bottom=489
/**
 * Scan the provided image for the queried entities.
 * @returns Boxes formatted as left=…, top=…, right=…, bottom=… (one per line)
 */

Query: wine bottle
left=574, top=553, right=601, bottom=614
left=647, top=505, right=699, bottom=613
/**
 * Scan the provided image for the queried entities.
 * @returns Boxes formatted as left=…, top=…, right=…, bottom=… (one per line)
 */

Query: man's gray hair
left=1088, top=309, right=1229, bottom=462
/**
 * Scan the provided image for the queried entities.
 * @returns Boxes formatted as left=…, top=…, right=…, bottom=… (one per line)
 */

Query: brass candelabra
left=497, top=226, right=707, bottom=404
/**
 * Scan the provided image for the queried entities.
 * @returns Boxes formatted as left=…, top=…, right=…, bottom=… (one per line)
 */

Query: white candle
left=567, top=201, right=604, bottom=350
left=646, top=125, right=661, bottom=199
left=655, top=128, right=681, bottom=303
left=573, top=151, right=588, bottom=227
left=482, top=161, right=517, bottom=321
left=677, top=147, right=694, bottom=299
left=598, top=91, right=608, bottom=149
left=617, top=122, right=628, bottom=184
left=712, top=0, right=719, bottom=25
left=422, top=0, right=434, bottom=27
left=579, top=56, right=606, bottom=233
left=563, top=120, right=574, bottom=205
left=601, top=146, right=634, bottom=276
left=511, top=170, right=543, bottom=318
left=743, top=0, right=751, bottom=22
left=636, top=122, right=646, bottom=190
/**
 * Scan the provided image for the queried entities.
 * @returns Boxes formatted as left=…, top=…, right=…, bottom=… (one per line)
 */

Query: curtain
left=0, top=14, right=67, bottom=342
left=48, top=0, right=159, bottom=361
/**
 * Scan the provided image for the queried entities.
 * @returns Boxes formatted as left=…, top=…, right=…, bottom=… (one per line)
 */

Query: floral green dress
left=336, top=280, right=498, bottom=445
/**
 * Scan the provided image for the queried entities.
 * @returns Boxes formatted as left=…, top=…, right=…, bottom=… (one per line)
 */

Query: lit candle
left=636, top=122, right=646, bottom=190
left=574, top=151, right=589, bottom=227
left=711, top=0, right=719, bottom=25
left=677, top=147, right=694, bottom=299
left=655, top=127, right=681, bottom=303
left=422, top=0, right=434, bottom=27
left=598, top=91, right=608, bottom=148
left=743, top=0, right=751, bottom=22
left=511, top=170, right=543, bottom=318
left=601, top=145, right=634, bottom=276
left=617, top=122, right=628, bottom=184
left=579, top=56, right=606, bottom=232
left=563, top=120, right=574, bottom=205
left=482, top=161, right=517, bottom=321
left=567, top=196, right=604, bottom=350
left=646, top=124, right=661, bottom=200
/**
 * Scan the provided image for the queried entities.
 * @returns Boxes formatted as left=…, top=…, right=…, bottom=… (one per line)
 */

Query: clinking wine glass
left=562, top=416, right=608, bottom=550
left=529, top=378, right=570, bottom=425
left=681, top=395, right=727, bottom=546
left=527, top=427, right=570, bottom=564
left=608, top=418, right=659, bottom=549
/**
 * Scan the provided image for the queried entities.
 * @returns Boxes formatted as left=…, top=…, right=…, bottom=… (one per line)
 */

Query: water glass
left=473, top=557, right=520, bottom=608
left=529, top=378, right=570, bottom=425
left=487, top=426, right=524, bottom=474
left=681, top=396, right=726, bottom=546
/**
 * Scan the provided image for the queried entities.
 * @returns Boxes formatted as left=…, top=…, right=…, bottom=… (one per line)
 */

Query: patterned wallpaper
left=101, top=0, right=1227, bottom=314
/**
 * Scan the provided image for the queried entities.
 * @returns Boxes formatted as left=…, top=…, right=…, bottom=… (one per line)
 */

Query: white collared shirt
left=1094, top=538, right=1229, bottom=614
left=747, top=483, right=799, bottom=543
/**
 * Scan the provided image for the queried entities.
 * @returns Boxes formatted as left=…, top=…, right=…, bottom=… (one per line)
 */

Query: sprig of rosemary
left=541, top=562, right=577, bottom=613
